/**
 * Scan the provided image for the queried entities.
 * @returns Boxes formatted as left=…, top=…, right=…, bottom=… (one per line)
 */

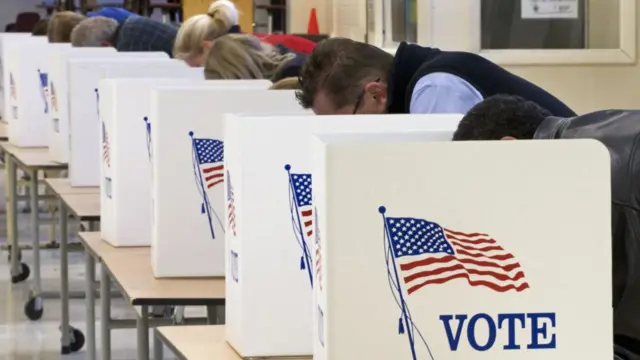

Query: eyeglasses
left=352, top=77, right=380, bottom=114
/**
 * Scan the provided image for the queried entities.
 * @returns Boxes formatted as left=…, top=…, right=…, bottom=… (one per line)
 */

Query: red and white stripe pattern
left=387, top=217, right=530, bottom=295
left=102, top=122, right=110, bottom=168
left=227, top=172, right=236, bottom=236
left=315, top=215, right=322, bottom=291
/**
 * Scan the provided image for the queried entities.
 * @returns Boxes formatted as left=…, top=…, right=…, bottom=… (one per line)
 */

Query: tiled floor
left=0, top=207, right=204, bottom=359
left=0, top=248, right=147, bottom=360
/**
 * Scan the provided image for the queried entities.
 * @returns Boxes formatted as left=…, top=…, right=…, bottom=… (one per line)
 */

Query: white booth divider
left=311, top=139, right=612, bottom=360
left=222, top=114, right=462, bottom=358
left=98, top=77, right=215, bottom=247
left=150, top=83, right=305, bottom=277
left=68, top=57, right=191, bottom=187
left=0, top=33, right=31, bottom=122
left=48, top=49, right=167, bottom=163
left=4, top=37, right=58, bottom=147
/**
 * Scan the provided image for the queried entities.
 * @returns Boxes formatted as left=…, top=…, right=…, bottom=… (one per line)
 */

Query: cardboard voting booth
left=150, top=83, right=306, bottom=277
left=0, top=33, right=31, bottom=121
left=222, top=114, right=462, bottom=357
left=48, top=49, right=167, bottom=163
left=311, top=139, right=612, bottom=360
left=68, top=57, right=189, bottom=187
left=4, top=36, right=55, bottom=146
left=98, top=77, right=214, bottom=247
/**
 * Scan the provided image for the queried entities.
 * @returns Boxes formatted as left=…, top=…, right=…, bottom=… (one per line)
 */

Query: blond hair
left=269, top=77, right=299, bottom=90
left=204, top=34, right=295, bottom=80
left=48, top=11, right=87, bottom=43
left=173, top=0, right=239, bottom=60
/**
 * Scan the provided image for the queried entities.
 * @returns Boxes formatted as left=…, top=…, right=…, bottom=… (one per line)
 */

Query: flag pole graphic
left=94, top=88, right=100, bottom=116
left=37, top=69, right=48, bottom=114
left=190, top=131, right=216, bottom=240
left=379, top=206, right=418, bottom=360
left=285, top=164, right=313, bottom=287
left=143, top=117, right=152, bottom=162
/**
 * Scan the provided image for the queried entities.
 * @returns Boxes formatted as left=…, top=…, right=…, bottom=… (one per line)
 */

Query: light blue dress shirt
left=409, top=72, right=484, bottom=114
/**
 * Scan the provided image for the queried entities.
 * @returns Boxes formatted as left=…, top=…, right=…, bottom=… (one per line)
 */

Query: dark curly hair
left=453, top=94, right=552, bottom=141
left=296, top=37, right=393, bottom=110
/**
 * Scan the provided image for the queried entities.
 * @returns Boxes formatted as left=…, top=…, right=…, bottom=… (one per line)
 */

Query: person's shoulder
left=122, top=16, right=176, bottom=33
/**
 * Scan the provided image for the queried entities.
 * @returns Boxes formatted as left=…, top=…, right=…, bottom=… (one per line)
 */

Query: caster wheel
left=11, top=263, right=30, bottom=283
left=24, top=296, right=43, bottom=321
left=70, top=328, right=85, bottom=352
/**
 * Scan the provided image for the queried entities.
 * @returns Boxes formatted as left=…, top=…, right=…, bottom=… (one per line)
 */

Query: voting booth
left=3, top=36, right=54, bottom=147
left=48, top=49, right=167, bottom=163
left=311, top=139, right=613, bottom=360
left=150, top=83, right=306, bottom=277
left=222, top=114, right=462, bottom=357
left=98, top=77, right=214, bottom=247
left=0, top=33, right=31, bottom=121
left=68, top=57, right=190, bottom=187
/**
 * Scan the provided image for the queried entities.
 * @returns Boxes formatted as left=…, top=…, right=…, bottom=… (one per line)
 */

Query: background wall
left=0, top=0, right=48, bottom=31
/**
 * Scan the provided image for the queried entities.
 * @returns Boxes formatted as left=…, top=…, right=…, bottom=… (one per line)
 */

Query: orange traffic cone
left=307, top=8, right=319, bottom=35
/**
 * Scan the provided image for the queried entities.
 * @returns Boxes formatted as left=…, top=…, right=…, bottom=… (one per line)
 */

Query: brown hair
left=48, top=11, right=87, bottom=43
left=32, top=19, right=50, bottom=36
left=269, top=77, right=299, bottom=90
left=296, top=37, right=393, bottom=109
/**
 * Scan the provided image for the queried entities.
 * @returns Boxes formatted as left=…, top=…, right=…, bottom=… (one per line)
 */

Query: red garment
left=255, top=34, right=317, bottom=55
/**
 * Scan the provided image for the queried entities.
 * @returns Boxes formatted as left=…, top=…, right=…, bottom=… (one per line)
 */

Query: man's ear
left=364, top=82, right=387, bottom=103
left=201, top=40, right=212, bottom=49
left=501, top=136, right=517, bottom=140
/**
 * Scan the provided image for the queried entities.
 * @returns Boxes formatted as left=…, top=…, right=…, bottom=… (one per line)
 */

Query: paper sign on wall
left=521, top=0, right=579, bottom=19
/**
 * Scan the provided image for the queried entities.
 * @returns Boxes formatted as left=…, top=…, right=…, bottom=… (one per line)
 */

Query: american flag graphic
left=227, top=170, right=236, bottom=236
left=314, top=210, right=322, bottom=291
left=9, top=73, right=16, bottom=100
left=385, top=216, right=530, bottom=294
left=102, top=121, right=110, bottom=168
left=50, top=81, right=58, bottom=112
left=190, top=131, right=225, bottom=241
left=193, top=138, right=224, bottom=188
left=291, top=173, right=313, bottom=238
left=38, top=70, right=49, bottom=114
left=286, top=164, right=314, bottom=287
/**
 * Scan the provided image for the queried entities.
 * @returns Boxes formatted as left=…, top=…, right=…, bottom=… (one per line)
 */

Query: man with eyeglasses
left=295, top=38, right=576, bottom=117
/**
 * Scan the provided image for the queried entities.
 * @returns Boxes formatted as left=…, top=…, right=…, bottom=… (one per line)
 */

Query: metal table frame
left=56, top=193, right=101, bottom=354
left=81, top=240, right=225, bottom=360
left=4, top=150, right=69, bottom=317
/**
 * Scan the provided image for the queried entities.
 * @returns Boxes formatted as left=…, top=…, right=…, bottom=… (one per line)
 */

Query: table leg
left=86, top=251, right=96, bottom=360
left=30, top=170, right=42, bottom=294
left=6, top=153, right=20, bottom=278
left=100, top=265, right=111, bottom=360
left=153, top=328, right=163, bottom=360
left=206, top=305, right=225, bottom=324
left=137, top=305, right=150, bottom=360
left=59, top=200, right=71, bottom=353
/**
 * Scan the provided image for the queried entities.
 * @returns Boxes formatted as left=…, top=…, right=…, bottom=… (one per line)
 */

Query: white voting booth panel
left=99, top=77, right=215, bottom=247
left=4, top=37, right=52, bottom=146
left=48, top=49, right=167, bottom=163
left=150, top=83, right=304, bottom=277
left=311, top=139, right=612, bottom=360
left=223, top=114, right=462, bottom=357
left=0, top=33, right=31, bottom=121
left=68, top=57, right=187, bottom=187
